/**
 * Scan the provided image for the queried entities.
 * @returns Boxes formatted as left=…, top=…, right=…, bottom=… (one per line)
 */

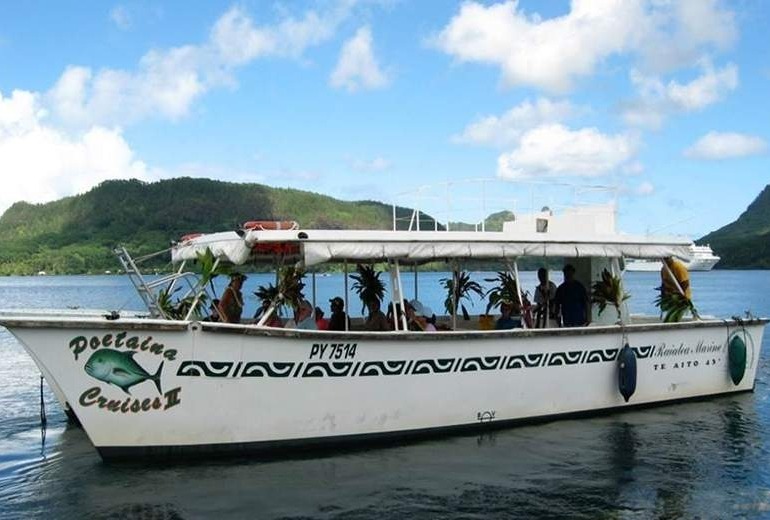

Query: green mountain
left=698, top=184, right=770, bottom=269
left=0, top=178, right=440, bottom=275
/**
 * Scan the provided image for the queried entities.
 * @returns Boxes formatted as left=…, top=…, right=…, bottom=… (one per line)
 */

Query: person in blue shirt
left=495, top=302, right=522, bottom=330
left=555, top=264, right=589, bottom=327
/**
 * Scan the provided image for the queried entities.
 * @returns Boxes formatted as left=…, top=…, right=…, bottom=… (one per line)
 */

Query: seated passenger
left=205, top=299, right=221, bottom=322
left=408, top=299, right=437, bottom=331
left=328, top=296, right=350, bottom=331
left=315, top=306, right=330, bottom=330
left=364, top=299, right=390, bottom=331
left=287, top=300, right=317, bottom=330
left=495, top=302, right=522, bottom=330
left=555, top=264, right=589, bottom=327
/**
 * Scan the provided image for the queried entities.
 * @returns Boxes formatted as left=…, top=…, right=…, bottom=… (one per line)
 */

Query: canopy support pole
left=344, top=261, right=349, bottom=331
left=510, top=259, right=526, bottom=329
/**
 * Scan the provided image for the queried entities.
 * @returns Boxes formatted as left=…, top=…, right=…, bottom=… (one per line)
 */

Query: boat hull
left=1, top=317, right=766, bottom=460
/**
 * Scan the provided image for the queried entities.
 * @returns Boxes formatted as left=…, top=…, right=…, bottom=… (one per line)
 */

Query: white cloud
left=684, top=132, right=767, bottom=160
left=349, top=156, right=391, bottom=172
left=622, top=61, right=738, bottom=128
left=453, top=98, right=574, bottom=147
left=433, top=0, right=737, bottom=93
left=330, top=26, right=389, bottom=92
left=497, top=124, right=635, bottom=179
left=0, top=89, right=150, bottom=215
left=635, top=181, right=654, bottom=196
left=48, top=4, right=355, bottom=128
left=110, top=5, right=131, bottom=30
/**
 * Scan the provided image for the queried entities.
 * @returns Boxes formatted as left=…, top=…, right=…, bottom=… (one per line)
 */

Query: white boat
left=625, top=243, right=720, bottom=272
left=0, top=207, right=765, bottom=462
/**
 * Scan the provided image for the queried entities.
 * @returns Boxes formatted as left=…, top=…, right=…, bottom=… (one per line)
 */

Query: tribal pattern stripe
left=176, top=345, right=656, bottom=379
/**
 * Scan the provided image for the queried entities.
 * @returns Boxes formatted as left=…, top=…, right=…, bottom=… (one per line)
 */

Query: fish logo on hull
left=84, top=349, right=163, bottom=395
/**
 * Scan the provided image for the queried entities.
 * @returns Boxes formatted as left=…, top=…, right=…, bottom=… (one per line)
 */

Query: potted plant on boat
left=590, top=268, right=630, bottom=324
left=350, top=264, right=387, bottom=313
left=655, top=291, right=699, bottom=322
left=254, top=265, right=306, bottom=325
left=483, top=271, right=532, bottom=328
left=158, top=247, right=230, bottom=319
left=440, top=270, right=484, bottom=320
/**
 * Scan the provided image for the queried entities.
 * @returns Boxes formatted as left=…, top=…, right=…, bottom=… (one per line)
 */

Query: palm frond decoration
left=655, top=290, right=699, bottom=323
left=195, top=247, right=231, bottom=290
left=484, top=271, right=521, bottom=315
left=590, top=268, right=630, bottom=317
left=254, top=283, right=281, bottom=316
left=350, top=264, right=387, bottom=313
left=441, top=271, right=484, bottom=320
left=157, top=285, right=208, bottom=320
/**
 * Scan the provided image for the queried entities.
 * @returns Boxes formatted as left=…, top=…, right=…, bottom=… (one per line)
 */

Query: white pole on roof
left=395, top=261, right=408, bottom=331
left=510, top=259, right=526, bottom=329
left=451, top=263, right=458, bottom=331
left=344, top=260, right=349, bottom=331
left=311, top=271, right=317, bottom=312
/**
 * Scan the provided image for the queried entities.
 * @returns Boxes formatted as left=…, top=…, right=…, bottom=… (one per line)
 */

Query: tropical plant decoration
left=196, top=247, right=232, bottom=290
left=350, top=264, right=387, bottom=313
left=254, top=282, right=281, bottom=317
left=590, top=268, right=630, bottom=317
left=157, top=286, right=208, bottom=320
left=441, top=271, right=484, bottom=320
left=484, top=271, right=522, bottom=315
left=655, top=291, right=699, bottom=323
left=253, top=265, right=306, bottom=322
left=156, top=247, right=228, bottom=320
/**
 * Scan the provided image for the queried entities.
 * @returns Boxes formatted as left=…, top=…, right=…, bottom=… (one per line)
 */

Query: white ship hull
left=626, top=244, right=720, bottom=272
left=2, top=316, right=764, bottom=460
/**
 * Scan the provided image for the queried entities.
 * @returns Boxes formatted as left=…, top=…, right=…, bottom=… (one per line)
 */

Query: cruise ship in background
left=624, top=243, right=721, bottom=272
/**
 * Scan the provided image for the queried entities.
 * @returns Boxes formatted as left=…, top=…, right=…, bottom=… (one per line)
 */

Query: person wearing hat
left=219, top=273, right=246, bottom=323
left=554, top=264, right=588, bottom=327
left=328, top=296, right=350, bottom=331
left=288, top=299, right=317, bottom=330
left=407, top=299, right=437, bottom=331
left=364, top=299, right=390, bottom=331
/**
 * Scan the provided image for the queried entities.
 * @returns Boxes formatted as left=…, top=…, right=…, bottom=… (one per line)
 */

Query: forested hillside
left=0, top=178, right=438, bottom=274
left=698, top=184, right=770, bottom=269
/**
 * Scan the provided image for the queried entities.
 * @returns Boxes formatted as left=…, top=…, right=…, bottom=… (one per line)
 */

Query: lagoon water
left=1, top=271, right=770, bottom=519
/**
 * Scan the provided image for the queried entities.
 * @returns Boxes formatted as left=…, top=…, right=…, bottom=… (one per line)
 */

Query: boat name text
left=69, top=333, right=177, bottom=361
left=78, top=386, right=182, bottom=413
left=309, top=343, right=357, bottom=360
left=652, top=340, right=723, bottom=358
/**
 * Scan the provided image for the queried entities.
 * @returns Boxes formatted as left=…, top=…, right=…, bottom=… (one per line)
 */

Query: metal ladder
left=114, top=246, right=165, bottom=318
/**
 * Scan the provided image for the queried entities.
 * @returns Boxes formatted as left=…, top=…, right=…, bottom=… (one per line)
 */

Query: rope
left=39, top=375, right=47, bottom=451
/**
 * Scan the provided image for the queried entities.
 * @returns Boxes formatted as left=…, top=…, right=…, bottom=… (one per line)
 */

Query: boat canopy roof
left=171, top=228, right=692, bottom=266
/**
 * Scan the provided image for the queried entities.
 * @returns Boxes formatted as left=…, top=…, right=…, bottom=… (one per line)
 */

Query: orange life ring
left=179, top=233, right=203, bottom=243
left=242, top=220, right=299, bottom=231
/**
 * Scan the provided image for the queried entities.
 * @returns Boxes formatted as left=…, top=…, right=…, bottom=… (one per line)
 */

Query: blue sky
left=1, top=0, right=768, bottom=238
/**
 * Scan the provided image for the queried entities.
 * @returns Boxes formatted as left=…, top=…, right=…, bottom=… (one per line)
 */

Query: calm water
left=1, top=271, right=770, bottom=519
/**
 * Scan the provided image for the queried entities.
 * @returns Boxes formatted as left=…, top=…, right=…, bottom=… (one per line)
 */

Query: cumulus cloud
left=622, top=61, right=738, bottom=128
left=684, top=132, right=767, bottom=160
left=330, top=26, right=389, bottom=92
left=48, top=4, right=354, bottom=128
left=453, top=98, right=575, bottom=147
left=497, top=124, right=636, bottom=179
left=433, top=0, right=737, bottom=93
left=0, top=89, right=150, bottom=215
